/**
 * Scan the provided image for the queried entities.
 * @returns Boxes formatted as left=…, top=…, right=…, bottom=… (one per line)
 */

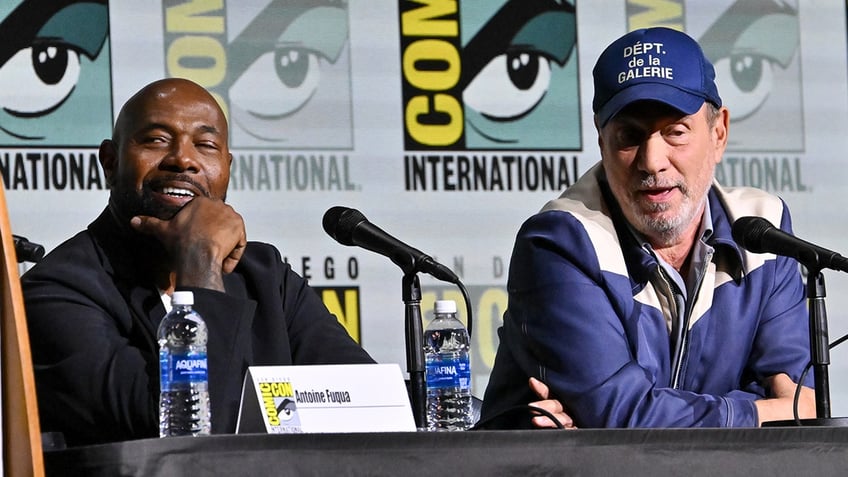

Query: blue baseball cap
left=592, top=27, right=722, bottom=127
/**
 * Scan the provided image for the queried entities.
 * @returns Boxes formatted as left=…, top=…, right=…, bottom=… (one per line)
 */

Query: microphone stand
left=808, top=270, right=833, bottom=420
left=766, top=269, right=848, bottom=426
left=402, top=273, right=427, bottom=430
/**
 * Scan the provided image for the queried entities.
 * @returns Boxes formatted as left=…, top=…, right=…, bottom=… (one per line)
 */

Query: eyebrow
left=135, top=123, right=222, bottom=135
left=125, top=124, right=222, bottom=148
left=197, top=125, right=222, bottom=136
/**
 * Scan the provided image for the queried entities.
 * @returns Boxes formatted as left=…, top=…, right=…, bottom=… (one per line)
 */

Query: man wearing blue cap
left=481, top=27, right=815, bottom=428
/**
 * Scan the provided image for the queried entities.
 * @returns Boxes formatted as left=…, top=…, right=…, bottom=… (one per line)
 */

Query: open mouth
left=642, top=187, right=675, bottom=200
left=160, top=187, right=196, bottom=199
left=152, top=185, right=199, bottom=209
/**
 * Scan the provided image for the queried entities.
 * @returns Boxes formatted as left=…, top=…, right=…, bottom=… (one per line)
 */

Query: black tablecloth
left=44, top=427, right=848, bottom=476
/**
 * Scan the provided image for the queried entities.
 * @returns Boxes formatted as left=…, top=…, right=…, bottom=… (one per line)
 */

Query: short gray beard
left=627, top=177, right=711, bottom=247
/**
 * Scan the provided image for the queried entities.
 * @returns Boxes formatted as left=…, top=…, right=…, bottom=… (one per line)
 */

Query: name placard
left=235, top=363, right=416, bottom=434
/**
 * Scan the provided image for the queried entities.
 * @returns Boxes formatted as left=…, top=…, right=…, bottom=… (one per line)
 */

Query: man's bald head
left=112, top=78, right=228, bottom=146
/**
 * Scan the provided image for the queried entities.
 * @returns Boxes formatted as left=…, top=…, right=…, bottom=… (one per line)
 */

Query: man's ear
left=594, top=115, right=607, bottom=154
left=98, top=139, right=117, bottom=187
left=712, top=106, right=730, bottom=162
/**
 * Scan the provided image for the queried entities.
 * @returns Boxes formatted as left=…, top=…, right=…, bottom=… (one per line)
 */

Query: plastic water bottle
left=158, top=291, right=211, bottom=437
left=424, top=299, right=472, bottom=431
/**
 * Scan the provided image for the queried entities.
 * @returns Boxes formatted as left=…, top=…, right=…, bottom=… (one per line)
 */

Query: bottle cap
left=434, top=299, right=457, bottom=314
left=172, top=291, right=194, bottom=306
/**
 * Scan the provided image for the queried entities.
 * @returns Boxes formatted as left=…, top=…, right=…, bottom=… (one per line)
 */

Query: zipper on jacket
left=654, top=270, right=685, bottom=388
left=670, top=248, right=714, bottom=389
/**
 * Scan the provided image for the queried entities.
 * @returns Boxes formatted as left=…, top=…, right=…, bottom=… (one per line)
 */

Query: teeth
left=161, top=187, right=195, bottom=198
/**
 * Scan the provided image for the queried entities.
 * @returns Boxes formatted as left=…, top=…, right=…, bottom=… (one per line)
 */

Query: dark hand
left=130, top=197, right=246, bottom=291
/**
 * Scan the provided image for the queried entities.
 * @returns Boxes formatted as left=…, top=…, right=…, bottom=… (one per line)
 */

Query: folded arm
left=500, top=210, right=812, bottom=428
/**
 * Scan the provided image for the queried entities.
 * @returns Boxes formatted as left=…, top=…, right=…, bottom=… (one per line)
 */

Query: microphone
left=732, top=216, right=848, bottom=272
left=322, top=206, right=459, bottom=283
left=13, top=235, right=45, bottom=263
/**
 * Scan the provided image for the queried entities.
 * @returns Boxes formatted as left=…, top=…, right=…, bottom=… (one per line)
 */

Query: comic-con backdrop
left=5, top=0, right=848, bottom=414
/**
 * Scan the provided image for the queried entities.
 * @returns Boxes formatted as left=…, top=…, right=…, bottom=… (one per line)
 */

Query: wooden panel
left=0, top=185, right=44, bottom=477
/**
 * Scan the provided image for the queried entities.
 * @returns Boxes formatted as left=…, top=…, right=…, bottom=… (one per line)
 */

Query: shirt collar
left=629, top=200, right=714, bottom=297
left=627, top=199, right=713, bottom=254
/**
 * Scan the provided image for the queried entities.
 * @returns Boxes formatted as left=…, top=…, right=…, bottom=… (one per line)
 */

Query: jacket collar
left=596, top=169, right=744, bottom=285
left=88, top=208, right=167, bottom=338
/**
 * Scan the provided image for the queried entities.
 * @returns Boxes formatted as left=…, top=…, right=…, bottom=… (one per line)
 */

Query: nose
left=635, top=131, right=670, bottom=175
left=160, top=137, right=200, bottom=172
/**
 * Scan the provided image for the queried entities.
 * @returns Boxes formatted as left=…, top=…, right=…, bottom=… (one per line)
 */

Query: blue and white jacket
left=481, top=164, right=811, bottom=428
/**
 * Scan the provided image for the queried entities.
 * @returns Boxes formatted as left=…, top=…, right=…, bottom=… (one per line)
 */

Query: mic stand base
left=762, top=417, right=848, bottom=427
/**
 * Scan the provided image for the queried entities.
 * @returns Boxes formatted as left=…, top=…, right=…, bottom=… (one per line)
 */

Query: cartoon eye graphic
left=463, top=50, right=551, bottom=121
left=276, top=398, right=297, bottom=421
left=712, top=53, right=773, bottom=121
left=230, top=46, right=322, bottom=119
left=698, top=4, right=799, bottom=125
left=0, top=42, right=81, bottom=116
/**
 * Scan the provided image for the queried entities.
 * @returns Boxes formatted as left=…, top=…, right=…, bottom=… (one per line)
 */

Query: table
left=43, top=427, right=848, bottom=476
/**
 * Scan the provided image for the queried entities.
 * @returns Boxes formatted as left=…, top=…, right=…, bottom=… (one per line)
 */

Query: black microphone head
left=13, top=235, right=45, bottom=263
left=731, top=216, right=775, bottom=253
left=322, top=206, right=366, bottom=246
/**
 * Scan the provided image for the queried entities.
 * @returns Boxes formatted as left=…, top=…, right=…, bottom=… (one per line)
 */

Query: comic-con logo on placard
left=162, top=0, right=353, bottom=150
left=259, top=380, right=303, bottom=433
left=0, top=0, right=111, bottom=147
left=399, top=0, right=579, bottom=151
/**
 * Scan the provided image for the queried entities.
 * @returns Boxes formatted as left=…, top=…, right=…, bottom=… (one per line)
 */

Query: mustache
left=637, top=175, right=685, bottom=193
